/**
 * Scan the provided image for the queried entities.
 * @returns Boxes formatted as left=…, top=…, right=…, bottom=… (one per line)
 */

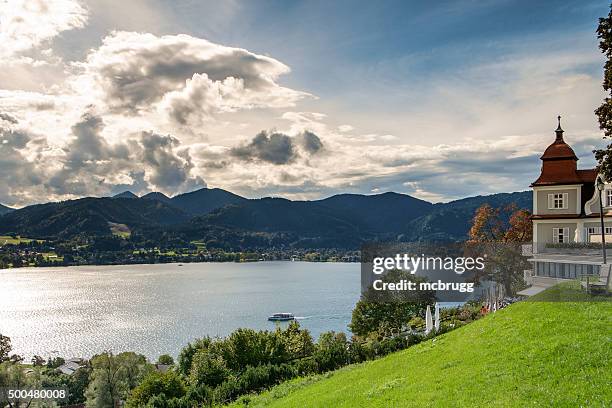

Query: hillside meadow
left=227, top=285, right=611, bottom=407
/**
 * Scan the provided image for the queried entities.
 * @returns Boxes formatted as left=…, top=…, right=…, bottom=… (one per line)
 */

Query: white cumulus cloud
left=72, top=31, right=310, bottom=122
left=0, top=0, right=88, bottom=60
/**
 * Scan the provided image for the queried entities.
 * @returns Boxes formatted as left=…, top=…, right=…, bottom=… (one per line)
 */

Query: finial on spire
left=555, top=115, right=564, bottom=141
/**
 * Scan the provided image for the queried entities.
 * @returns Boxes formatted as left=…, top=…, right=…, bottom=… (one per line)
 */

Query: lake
left=0, top=262, right=360, bottom=360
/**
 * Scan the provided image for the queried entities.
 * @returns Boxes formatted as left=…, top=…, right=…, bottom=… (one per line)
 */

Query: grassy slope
left=230, top=289, right=611, bottom=407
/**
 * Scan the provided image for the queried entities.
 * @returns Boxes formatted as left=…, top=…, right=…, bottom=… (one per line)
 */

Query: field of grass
left=109, top=222, right=131, bottom=238
left=229, top=286, right=611, bottom=407
left=0, top=235, right=44, bottom=245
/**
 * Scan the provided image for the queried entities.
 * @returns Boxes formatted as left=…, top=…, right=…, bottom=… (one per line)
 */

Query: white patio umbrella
left=491, top=285, right=497, bottom=312
left=434, top=302, right=440, bottom=332
left=425, top=305, right=433, bottom=335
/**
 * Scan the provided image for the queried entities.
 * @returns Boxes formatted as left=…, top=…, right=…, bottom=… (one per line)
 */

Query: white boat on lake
left=268, top=312, right=295, bottom=321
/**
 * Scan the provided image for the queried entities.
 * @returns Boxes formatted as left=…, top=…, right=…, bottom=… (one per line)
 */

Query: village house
left=522, top=117, right=611, bottom=294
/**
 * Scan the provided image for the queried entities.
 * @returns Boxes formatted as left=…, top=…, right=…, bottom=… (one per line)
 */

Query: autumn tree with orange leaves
left=467, top=203, right=532, bottom=295
left=468, top=203, right=532, bottom=244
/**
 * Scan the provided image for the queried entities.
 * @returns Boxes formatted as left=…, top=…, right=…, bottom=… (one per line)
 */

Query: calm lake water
left=0, top=262, right=359, bottom=360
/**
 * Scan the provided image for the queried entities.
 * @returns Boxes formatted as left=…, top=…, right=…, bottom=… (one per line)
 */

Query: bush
left=349, top=273, right=436, bottom=336
left=157, top=354, right=174, bottom=366
left=126, top=371, right=186, bottom=408
left=177, top=337, right=212, bottom=377
left=189, top=351, right=231, bottom=388
left=238, top=363, right=297, bottom=395
left=313, top=332, right=350, bottom=373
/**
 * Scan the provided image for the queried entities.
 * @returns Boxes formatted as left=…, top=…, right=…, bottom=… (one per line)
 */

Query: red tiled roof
left=540, top=140, right=578, bottom=161
left=576, top=169, right=598, bottom=182
left=531, top=167, right=597, bottom=186
left=531, top=122, right=597, bottom=187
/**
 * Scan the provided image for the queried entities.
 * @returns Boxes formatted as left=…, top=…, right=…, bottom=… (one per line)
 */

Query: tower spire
left=555, top=115, right=564, bottom=142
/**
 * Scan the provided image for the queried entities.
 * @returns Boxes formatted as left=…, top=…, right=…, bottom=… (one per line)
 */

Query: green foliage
left=31, top=355, right=45, bottom=366
left=66, top=366, right=92, bottom=405
left=595, top=5, right=612, bottom=180
left=189, top=351, right=232, bottom=388
left=126, top=370, right=186, bottom=408
left=0, top=334, right=10, bottom=362
left=177, top=337, right=212, bottom=377
left=312, top=332, right=350, bottom=372
left=226, top=290, right=612, bottom=407
left=85, top=351, right=151, bottom=408
left=350, top=272, right=435, bottom=337
left=157, top=354, right=175, bottom=366
left=46, top=356, right=65, bottom=369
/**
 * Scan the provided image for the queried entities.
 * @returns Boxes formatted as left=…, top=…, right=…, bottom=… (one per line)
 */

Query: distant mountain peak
left=113, top=191, right=139, bottom=199
left=142, top=192, right=172, bottom=203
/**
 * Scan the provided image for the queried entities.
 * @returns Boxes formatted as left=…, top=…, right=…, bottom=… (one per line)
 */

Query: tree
left=468, top=203, right=532, bottom=295
left=85, top=352, right=151, bottom=408
left=31, top=355, right=46, bottom=366
left=177, top=337, right=212, bottom=377
left=468, top=204, right=531, bottom=244
left=67, top=366, right=92, bottom=405
left=350, top=272, right=436, bottom=337
left=0, top=361, right=42, bottom=407
left=278, top=320, right=315, bottom=360
left=46, top=356, right=65, bottom=369
left=595, top=5, right=612, bottom=180
left=313, top=332, right=350, bottom=372
left=157, top=354, right=175, bottom=366
left=125, top=371, right=186, bottom=408
left=0, top=335, right=10, bottom=362
left=189, top=350, right=231, bottom=388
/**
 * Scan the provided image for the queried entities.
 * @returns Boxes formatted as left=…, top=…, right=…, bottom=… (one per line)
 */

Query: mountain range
left=0, top=188, right=531, bottom=248
left=0, top=204, right=13, bottom=216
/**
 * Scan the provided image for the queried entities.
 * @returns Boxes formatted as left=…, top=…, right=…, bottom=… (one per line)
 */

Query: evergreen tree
left=595, top=5, right=612, bottom=179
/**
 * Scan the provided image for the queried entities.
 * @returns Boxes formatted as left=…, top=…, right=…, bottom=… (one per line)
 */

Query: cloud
left=231, top=130, right=295, bottom=165
left=140, top=131, right=205, bottom=191
left=230, top=130, right=324, bottom=165
left=0, top=118, right=47, bottom=205
left=0, top=0, right=88, bottom=60
left=12, top=111, right=207, bottom=203
left=298, top=130, right=324, bottom=154
left=74, top=31, right=310, bottom=120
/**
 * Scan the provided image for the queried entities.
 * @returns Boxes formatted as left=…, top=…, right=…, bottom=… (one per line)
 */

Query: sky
left=0, top=0, right=610, bottom=207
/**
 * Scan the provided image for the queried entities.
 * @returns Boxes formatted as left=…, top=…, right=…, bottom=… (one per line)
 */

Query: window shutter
left=563, top=227, right=569, bottom=242
left=563, top=193, right=568, bottom=209
left=553, top=228, right=559, bottom=243
left=548, top=194, right=553, bottom=209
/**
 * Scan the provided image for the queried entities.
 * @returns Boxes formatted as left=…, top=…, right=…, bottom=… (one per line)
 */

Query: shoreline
left=0, top=258, right=360, bottom=272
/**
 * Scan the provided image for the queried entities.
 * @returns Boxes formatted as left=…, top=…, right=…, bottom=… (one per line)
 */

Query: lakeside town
left=0, top=237, right=360, bottom=269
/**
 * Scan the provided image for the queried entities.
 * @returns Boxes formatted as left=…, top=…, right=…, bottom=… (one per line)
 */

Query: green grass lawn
left=109, top=222, right=131, bottom=238
left=229, top=286, right=611, bottom=407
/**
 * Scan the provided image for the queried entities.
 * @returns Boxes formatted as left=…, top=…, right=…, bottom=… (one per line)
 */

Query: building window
left=607, top=190, right=612, bottom=207
left=548, top=193, right=568, bottom=209
left=586, top=226, right=612, bottom=236
left=552, top=227, right=569, bottom=243
left=534, top=262, right=599, bottom=278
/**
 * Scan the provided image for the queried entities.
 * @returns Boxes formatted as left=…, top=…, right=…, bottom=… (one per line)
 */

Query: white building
left=525, top=117, right=608, bottom=290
